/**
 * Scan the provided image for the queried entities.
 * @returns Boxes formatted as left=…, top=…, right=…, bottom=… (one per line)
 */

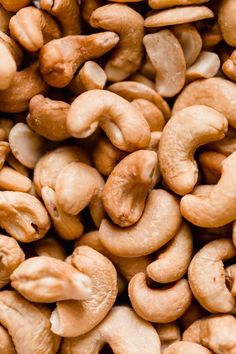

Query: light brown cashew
left=148, top=0, right=209, bottom=10
left=55, top=162, right=105, bottom=227
left=0, top=324, right=15, bottom=354
left=218, top=0, right=236, bottom=46
left=222, top=50, right=236, bottom=82
left=163, top=341, right=212, bottom=354
left=27, top=94, right=70, bottom=141
left=188, top=238, right=236, bottom=313
left=225, top=265, right=236, bottom=297
left=0, top=62, right=48, bottom=113
left=144, top=6, right=214, bottom=27
left=90, top=4, right=144, bottom=82
left=50, top=246, right=117, bottom=337
left=66, top=90, right=151, bottom=152
left=186, top=51, right=221, bottom=83
left=61, top=306, right=161, bottom=354
left=6, top=153, right=29, bottom=177
left=103, top=150, right=159, bottom=227
left=208, top=128, right=236, bottom=156
left=129, top=273, right=192, bottom=323
left=199, top=151, right=225, bottom=184
left=147, top=223, right=193, bottom=283
left=0, top=5, right=12, bottom=33
left=0, top=166, right=31, bottom=192
left=0, top=43, right=16, bottom=90
left=181, top=152, right=236, bottom=227
left=159, top=105, right=227, bottom=196
left=143, top=30, right=186, bottom=97
left=0, top=291, right=57, bottom=354
left=11, top=256, right=92, bottom=303
left=100, top=189, right=182, bottom=257
left=173, top=78, right=236, bottom=129
left=40, top=0, right=81, bottom=35
left=42, top=186, right=84, bottom=240
left=0, top=141, right=10, bottom=169
left=130, top=73, right=155, bottom=89
left=131, top=99, right=165, bottom=132
left=34, top=237, right=67, bottom=260
left=201, top=22, right=222, bottom=49
left=0, top=191, right=50, bottom=242
left=39, top=32, right=119, bottom=88
left=155, top=322, right=181, bottom=352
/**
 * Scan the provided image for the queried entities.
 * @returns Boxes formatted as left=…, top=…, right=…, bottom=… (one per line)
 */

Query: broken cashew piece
left=186, top=51, right=221, bottom=83
left=163, top=341, right=212, bottom=354
left=148, top=0, right=209, bottom=10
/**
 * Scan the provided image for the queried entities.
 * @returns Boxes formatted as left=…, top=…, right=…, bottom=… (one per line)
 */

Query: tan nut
left=90, top=4, right=144, bottom=82
left=100, top=189, right=182, bottom=257
left=34, top=237, right=66, bottom=260
left=0, top=166, right=31, bottom=192
left=222, top=50, right=236, bottom=82
left=148, top=0, right=209, bottom=10
left=183, top=318, right=201, bottom=343
left=39, top=32, right=119, bottom=88
left=0, top=42, right=16, bottom=90
left=199, top=151, right=225, bottom=184
left=155, top=322, right=181, bottom=352
left=0, top=118, right=13, bottom=141
left=103, top=150, right=159, bottom=227
left=218, top=0, right=236, bottom=46
left=188, top=238, right=236, bottom=313
left=159, top=105, right=227, bottom=195
left=66, top=90, right=151, bottom=152
left=0, top=5, right=12, bottom=33
left=163, top=341, right=212, bottom=354
left=50, top=246, right=117, bottom=337
left=129, top=273, right=192, bottom=323
left=147, top=223, right=193, bottom=283
left=186, top=51, right=221, bottom=83
left=0, top=324, right=15, bottom=354
left=181, top=301, right=206, bottom=329
left=225, top=265, right=236, bottom=297
left=131, top=99, right=165, bottom=132
left=0, top=142, right=10, bottom=169
left=208, top=128, right=236, bottom=156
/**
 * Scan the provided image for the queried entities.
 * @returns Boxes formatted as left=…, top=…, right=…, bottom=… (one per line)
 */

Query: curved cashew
left=0, top=5, right=12, bottom=33
left=147, top=223, right=193, bottom=283
left=99, top=189, right=182, bottom=257
left=131, top=99, right=165, bottom=131
left=90, top=4, right=144, bottom=82
left=0, top=324, right=15, bottom=354
left=50, top=246, right=117, bottom=337
left=27, top=94, right=70, bottom=141
left=34, top=237, right=67, bottom=260
left=155, top=322, right=181, bottom=352
left=39, top=32, right=119, bottom=88
left=0, top=142, right=10, bottom=169
left=222, top=50, right=236, bottom=82
left=0, top=167, right=31, bottom=192
left=129, top=273, right=192, bottom=322
left=143, top=30, right=186, bottom=97
left=11, top=256, right=92, bottom=302
left=188, top=238, right=236, bottom=313
left=173, top=78, right=236, bottom=129
left=159, top=105, right=227, bottom=195
left=66, top=90, right=151, bottom=152
left=61, top=306, right=161, bottom=354
left=40, top=0, right=81, bottom=35
left=218, top=0, right=236, bottom=46
left=0, top=42, right=16, bottom=90
left=0, top=191, right=50, bottom=242
left=181, top=152, right=236, bottom=227
left=199, top=151, right=225, bottom=184
left=103, top=150, right=159, bottom=227
left=0, top=0, right=31, bottom=12
left=148, top=0, right=209, bottom=10
left=163, top=341, right=212, bottom=354
left=186, top=51, right=220, bottom=83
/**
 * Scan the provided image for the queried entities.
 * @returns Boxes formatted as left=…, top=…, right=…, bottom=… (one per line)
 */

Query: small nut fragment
left=0, top=142, right=10, bottom=169
left=218, top=0, right=236, bottom=46
left=186, top=51, right=221, bottom=83
left=222, top=50, right=236, bottom=82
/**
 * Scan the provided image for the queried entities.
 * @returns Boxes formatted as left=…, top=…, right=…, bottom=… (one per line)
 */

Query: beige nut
left=0, top=166, right=31, bottom=192
left=0, top=324, right=15, bottom=354
left=159, top=105, right=227, bottom=195
left=148, top=0, right=209, bottom=10
left=218, top=0, right=236, bottom=46
left=67, top=90, right=151, bottom=152
left=188, top=238, right=236, bottom=313
left=129, top=273, right=192, bottom=323
left=90, top=4, right=144, bottom=82
left=0, top=31, right=23, bottom=68
left=39, top=32, right=119, bottom=88
left=131, top=99, right=165, bottom=132
left=50, top=246, right=118, bottom=337
left=0, top=141, right=10, bottom=169
left=0, top=42, right=16, bottom=90
left=34, top=237, right=66, bottom=260
left=143, top=30, right=186, bottom=97
left=0, top=118, right=13, bottom=141
left=155, top=322, right=181, bottom=352
left=186, top=51, right=221, bottom=83
left=222, top=50, right=236, bottom=82
left=199, top=151, right=225, bottom=184
left=163, top=341, right=212, bottom=354
left=183, top=318, right=202, bottom=343
left=103, top=150, right=159, bottom=227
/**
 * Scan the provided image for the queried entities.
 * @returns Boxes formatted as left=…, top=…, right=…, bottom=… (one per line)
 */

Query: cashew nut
left=0, top=42, right=16, bottom=90
left=0, top=324, right=15, bottom=354
left=225, top=264, right=236, bottom=297
left=199, top=151, right=225, bottom=184
left=218, top=0, right=236, bottom=46
left=130, top=73, right=155, bottom=89
left=0, top=5, right=12, bottom=33
left=148, top=0, right=209, bottom=10
left=155, top=322, right=181, bottom=352
left=222, top=50, right=236, bottom=82
left=208, top=128, right=236, bottom=156
left=186, top=51, right=221, bottom=83
left=0, top=0, right=31, bottom=12
left=163, top=341, right=212, bottom=354
left=34, top=237, right=66, bottom=260
left=0, top=141, right=10, bottom=169
left=201, top=22, right=222, bottom=49
left=0, top=166, right=31, bottom=192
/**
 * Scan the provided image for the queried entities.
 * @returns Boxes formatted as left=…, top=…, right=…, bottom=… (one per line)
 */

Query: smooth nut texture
left=163, top=341, right=212, bottom=354
left=0, top=166, right=31, bottom=192
left=148, top=0, right=209, bottom=10
left=218, top=0, right=236, bottom=46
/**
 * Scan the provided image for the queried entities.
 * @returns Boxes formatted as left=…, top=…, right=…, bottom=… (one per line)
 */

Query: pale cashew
left=147, top=223, right=193, bottom=283
left=222, top=50, right=236, bottom=82
left=99, top=189, right=182, bottom=257
left=61, top=306, right=161, bottom=354
left=208, top=128, right=236, bottom=156
left=199, top=151, right=225, bottom=184
left=0, top=5, right=12, bottom=33
left=159, top=105, right=227, bottom=195
left=66, top=90, right=151, bottom=152
left=155, top=322, right=181, bottom=352
left=0, top=166, right=31, bottom=192
left=186, top=51, right=221, bottom=83
left=39, top=32, right=119, bottom=88
left=50, top=246, right=117, bottom=337
left=130, top=73, right=155, bottom=89
left=103, top=150, right=159, bottom=227
left=0, top=142, right=10, bottom=169
left=163, top=341, right=212, bottom=354
left=218, top=0, right=236, bottom=46
left=0, top=43, right=16, bottom=90
left=226, top=265, right=236, bottom=297
left=0, top=324, right=15, bottom=354
left=90, top=4, right=144, bottom=82
left=143, top=30, right=186, bottom=97
left=34, top=237, right=67, bottom=260
left=148, top=0, right=209, bottom=10
left=188, top=238, right=236, bottom=313
left=131, top=99, right=165, bottom=131
left=0, top=191, right=51, bottom=242
left=129, top=273, right=192, bottom=322
left=181, top=152, right=236, bottom=227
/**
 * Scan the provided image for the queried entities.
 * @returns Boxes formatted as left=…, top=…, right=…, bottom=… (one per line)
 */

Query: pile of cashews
left=1, top=0, right=236, bottom=353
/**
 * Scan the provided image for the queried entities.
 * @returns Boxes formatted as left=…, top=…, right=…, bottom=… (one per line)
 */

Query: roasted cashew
left=34, top=237, right=66, bottom=260
left=131, top=99, right=165, bottom=132
left=99, top=189, right=182, bottom=257
left=183, top=318, right=202, bottom=343
left=218, top=0, right=236, bottom=46
left=50, top=246, right=117, bottom=337
left=155, top=322, right=181, bottom=352
left=186, top=51, right=221, bottom=83
left=0, top=0, right=31, bottom=12
left=39, top=32, right=119, bottom=88
left=163, top=341, right=212, bottom=354
left=81, top=0, right=102, bottom=23
left=159, top=105, right=227, bottom=195
left=199, top=151, right=225, bottom=184
left=66, top=90, right=151, bottom=152
left=148, top=0, right=209, bottom=10
left=0, top=166, right=31, bottom=192
left=129, top=273, right=192, bottom=322
left=90, top=4, right=144, bottom=82
left=222, top=50, right=236, bottom=82
left=0, top=42, right=16, bottom=90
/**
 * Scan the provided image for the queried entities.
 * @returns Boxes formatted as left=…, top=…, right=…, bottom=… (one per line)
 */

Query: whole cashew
left=148, top=0, right=209, bottom=10
left=0, top=0, right=31, bottom=12
left=0, top=324, right=15, bottom=354
left=218, top=0, right=236, bottom=46
left=199, top=151, right=225, bottom=184
left=99, top=189, right=182, bottom=257
left=163, top=341, right=212, bottom=354
left=129, top=273, right=192, bottom=322
left=66, top=90, right=151, bottom=152
left=159, top=105, right=228, bottom=195
left=34, top=237, right=66, bottom=260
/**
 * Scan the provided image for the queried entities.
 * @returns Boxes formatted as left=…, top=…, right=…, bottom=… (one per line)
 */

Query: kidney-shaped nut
left=218, top=0, right=236, bottom=47
left=0, top=191, right=50, bottom=242
left=11, top=256, right=92, bottom=303
left=148, top=0, right=209, bottom=10
left=129, top=273, right=192, bottom=323
left=143, top=30, right=186, bottom=98
left=50, top=246, right=117, bottom=337
left=159, top=105, right=227, bottom=196
left=103, top=150, right=159, bottom=227
left=39, top=31, right=119, bottom=88
left=0, top=42, right=16, bottom=91
left=186, top=51, right=221, bottom=83
left=131, top=99, right=165, bottom=132
left=90, top=4, right=144, bottom=82
left=163, top=341, right=212, bottom=354
left=199, top=151, right=225, bottom=184
left=61, top=306, right=161, bottom=354
left=67, top=90, right=151, bottom=152
left=222, top=50, right=236, bottom=82
left=147, top=223, right=193, bottom=283
left=0, top=30, right=23, bottom=69
left=0, top=324, right=15, bottom=354
left=34, top=237, right=66, bottom=260
left=188, top=238, right=236, bottom=313
left=100, top=189, right=182, bottom=257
